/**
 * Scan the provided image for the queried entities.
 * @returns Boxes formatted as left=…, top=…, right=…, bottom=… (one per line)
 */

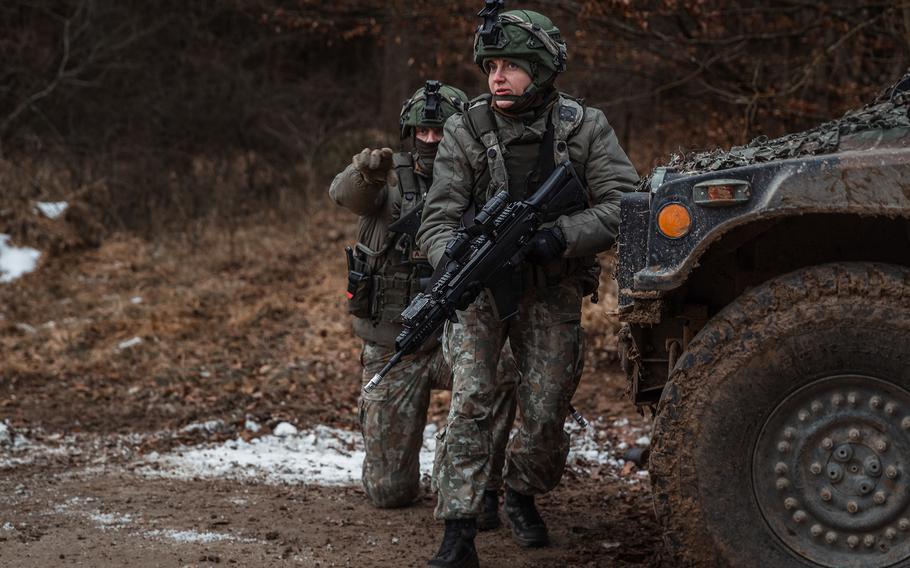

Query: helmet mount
left=477, top=0, right=505, bottom=47
left=399, top=82, right=469, bottom=140
left=421, top=80, right=442, bottom=123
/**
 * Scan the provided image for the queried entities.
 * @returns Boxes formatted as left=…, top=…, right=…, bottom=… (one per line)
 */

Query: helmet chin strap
left=492, top=80, right=556, bottom=116
left=490, top=59, right=557, bottom=115
left=491, top=93, right=522, bottom=106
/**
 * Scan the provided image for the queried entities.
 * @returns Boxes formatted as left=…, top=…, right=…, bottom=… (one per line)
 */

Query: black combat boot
left=476, top=489, right=501, bottom=531
left=427, top=519, right=479, bottom=568
left=504, top=487, right=549, bottom=548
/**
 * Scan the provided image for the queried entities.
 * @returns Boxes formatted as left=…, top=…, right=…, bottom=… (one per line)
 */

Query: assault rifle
left=363, top=161, right=590, bottom=428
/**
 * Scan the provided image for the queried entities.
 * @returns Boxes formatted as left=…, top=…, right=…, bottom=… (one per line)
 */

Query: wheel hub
left=754, top=376, right=910, bottom=567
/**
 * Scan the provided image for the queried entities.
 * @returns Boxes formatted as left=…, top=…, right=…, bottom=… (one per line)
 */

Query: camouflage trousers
left=434, top=278, right=584, bottom=519
left=359, top=341, right=518, bottom=509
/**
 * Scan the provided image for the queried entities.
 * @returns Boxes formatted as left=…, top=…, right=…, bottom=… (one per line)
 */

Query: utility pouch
left=374, top=272, right=412, bottom=324
left=345, top=246, right=373, bottom=318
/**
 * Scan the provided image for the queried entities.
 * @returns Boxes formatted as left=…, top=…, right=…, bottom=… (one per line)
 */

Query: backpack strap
left=393, top=152, right=421, bottom=219
left=552, top=94, right=585, bottom=165
left=390, top=152, right=433, bottom=262
left=465, top=95, right=508, bottom=197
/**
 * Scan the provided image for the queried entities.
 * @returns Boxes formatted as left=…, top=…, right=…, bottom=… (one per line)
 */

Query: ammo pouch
left=372, top=264, right=433, bottom=324
left=345, top=246, right=373, bottom=318
left=372, top=273, right=411, bottom=324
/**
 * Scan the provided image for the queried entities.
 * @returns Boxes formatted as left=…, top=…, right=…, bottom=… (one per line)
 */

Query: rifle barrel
left=363, top=351, right=403, bottom=393
left=568, top=404, right=588, bottom=428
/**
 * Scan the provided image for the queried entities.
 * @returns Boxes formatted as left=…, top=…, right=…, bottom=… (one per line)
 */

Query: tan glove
left=352, top=147, right=398, bottom=187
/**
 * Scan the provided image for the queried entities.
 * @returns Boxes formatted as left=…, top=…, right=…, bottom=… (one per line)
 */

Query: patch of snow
left=179, top=420, right=224, bottom=435
left=12, top=432, right=31, bottom=449
left=49, top=496, right=252, bottom=546
left=89, top=512, right=133, bottom=529
left=0, top=421, right=11, bottom=447
left=140, top=420, right=630, bottom=487
left=129, top=296, right=143, bottom=304
left=0, top=234, right=40, bottom=283
left=116, top=336, right=143, bottom=351
left=14, top=323, right=36, bottom=334
left=611, top=418, right=629, bottom=428
left=566, top=423, right=626, bottom=471
left=35, top=201, right=68, bottom=219
left=0, top=421, right=35, bottom=461
left=272, top=422, right=298, bottom=437
left=145, top=528, right=250, bottom=544
left=635, top=435, right=651, bottom=446
left=140, top=425, right=371, bottom=485
left=1, top=522, right=13, bottom=531
left=244, top=419, right=261, bottom=433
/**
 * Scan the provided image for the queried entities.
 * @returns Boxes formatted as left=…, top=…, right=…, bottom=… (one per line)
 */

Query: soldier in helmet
left=329, top=81, right=518, bottom=528
left=417, top=9, right=639, bottom=568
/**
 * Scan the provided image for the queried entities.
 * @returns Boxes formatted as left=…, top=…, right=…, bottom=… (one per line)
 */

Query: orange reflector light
left=707, top=185, right=735, bottom=201
left=693, top=179, right=751, bottom=206
left=657, top=203, right=692, bottom=239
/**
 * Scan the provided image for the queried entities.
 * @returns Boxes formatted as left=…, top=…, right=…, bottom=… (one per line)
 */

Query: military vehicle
left=616, top=76, right=910, bottom=567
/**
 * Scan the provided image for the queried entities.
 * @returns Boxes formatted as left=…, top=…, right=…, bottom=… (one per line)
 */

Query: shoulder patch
left=559, top=105, right=577, bottom=122
left=553, top=95, right=586, bottom=165
left=554, top=95, right=586, bottom=140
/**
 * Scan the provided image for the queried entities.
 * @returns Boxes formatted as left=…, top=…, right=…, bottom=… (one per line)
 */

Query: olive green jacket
left=329, top=154, right=434, bottom=347
left=329, top=162, right=407, bottom=268
left=417, top=96, right=639, bottom=269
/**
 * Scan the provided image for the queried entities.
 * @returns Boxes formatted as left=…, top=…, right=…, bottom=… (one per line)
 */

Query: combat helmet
left=473, top=3, right=568, bottom=90
left=399, top=80, right=469, bottom=139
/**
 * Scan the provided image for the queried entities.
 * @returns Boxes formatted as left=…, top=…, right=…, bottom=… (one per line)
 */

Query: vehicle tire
left=649, top=262, right=910, bottom=568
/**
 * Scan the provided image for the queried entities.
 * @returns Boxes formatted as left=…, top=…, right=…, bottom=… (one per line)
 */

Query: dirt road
left=0, top=210, right=668, bottom=567
left=0, top=451, right=665, bottom=567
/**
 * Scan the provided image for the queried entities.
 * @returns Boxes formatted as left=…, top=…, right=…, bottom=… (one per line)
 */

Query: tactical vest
left=464, top=93, right=587, bottom=203
left=461, top=94, right=602, bottom=297
left=350, top=152, right=435, bottom=346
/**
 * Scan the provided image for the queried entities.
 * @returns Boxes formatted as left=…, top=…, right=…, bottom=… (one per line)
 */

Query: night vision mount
left=477, top=0, right=505, bottom=46
left=421, top=80, right=442, bottom=121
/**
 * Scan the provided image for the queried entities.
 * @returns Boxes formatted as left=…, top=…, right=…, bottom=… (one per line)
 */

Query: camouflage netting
left=645, top=72, right=910, bottom=184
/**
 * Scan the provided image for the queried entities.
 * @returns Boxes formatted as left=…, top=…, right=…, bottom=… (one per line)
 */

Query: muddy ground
left=0, top=204, right=669, bottom=567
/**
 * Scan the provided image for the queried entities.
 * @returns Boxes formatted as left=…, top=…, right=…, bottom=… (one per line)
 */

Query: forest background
left=0, top=5, right=909, bottom=564
left=3, top=0, right=910, bottom=243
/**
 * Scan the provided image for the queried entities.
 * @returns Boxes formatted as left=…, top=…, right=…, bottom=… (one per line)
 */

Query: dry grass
left=0, top=194, right=624, bottom=435
left=0, top=196, right=361, bottom=432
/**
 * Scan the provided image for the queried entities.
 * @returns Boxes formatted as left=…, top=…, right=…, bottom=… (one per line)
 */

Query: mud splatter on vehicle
left=616, top=74, right=910, bottom=567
